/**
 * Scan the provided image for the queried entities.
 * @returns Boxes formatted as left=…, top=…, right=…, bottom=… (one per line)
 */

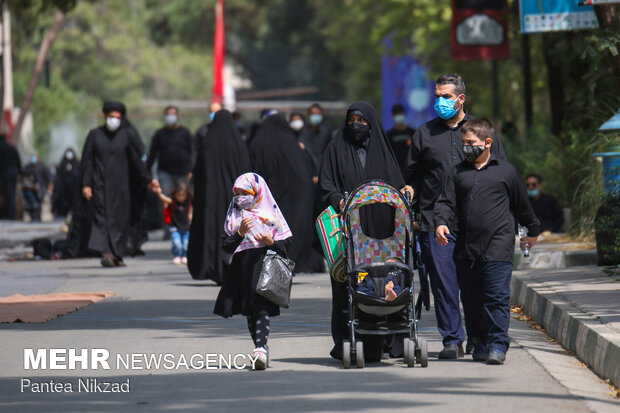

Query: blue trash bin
left=593, top=147, right=620, bottom=195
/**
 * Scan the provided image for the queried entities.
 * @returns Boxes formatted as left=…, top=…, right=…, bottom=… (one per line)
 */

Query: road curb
left=511, top=271, right=620, bottom=387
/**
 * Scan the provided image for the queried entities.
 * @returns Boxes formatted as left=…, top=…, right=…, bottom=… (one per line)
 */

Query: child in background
left=213, top=173, right=292, bottom=370
left=156, top=182, right=193, bottom=265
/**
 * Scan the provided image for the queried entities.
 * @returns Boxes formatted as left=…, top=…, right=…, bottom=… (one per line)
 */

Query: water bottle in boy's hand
left=518, top=225, right=530, bottom=257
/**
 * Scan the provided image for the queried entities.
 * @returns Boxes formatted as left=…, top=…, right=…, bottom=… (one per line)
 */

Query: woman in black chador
left=52, top=148, right=79, bottom=217
left=249, top=113, right=318, bottom=272
left=80, top=101, right=158, bottom=267
left=188, top=110, right=251, bottom=283
left=319, top=101, right=413, bottom=362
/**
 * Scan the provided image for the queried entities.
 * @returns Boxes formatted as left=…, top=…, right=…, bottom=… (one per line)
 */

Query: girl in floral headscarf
left=214, top=172, right=292, bottom=370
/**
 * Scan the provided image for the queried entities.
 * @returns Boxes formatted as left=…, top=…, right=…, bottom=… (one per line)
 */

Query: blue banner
left=520, top=0, right=599, bottom=33
left=381, top=54, right=436, bottom=130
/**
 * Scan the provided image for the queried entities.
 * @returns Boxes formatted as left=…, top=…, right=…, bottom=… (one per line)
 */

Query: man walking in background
left=147, top=105, right=195, bottom=196
left=386, top=103, right=416, bottom=176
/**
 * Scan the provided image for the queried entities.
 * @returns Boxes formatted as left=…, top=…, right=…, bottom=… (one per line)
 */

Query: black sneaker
left=438, top=343, right=464, bottom=359
left=472, top=348, right=489, bottom=362
left=486, top=349, right=506, bottom=365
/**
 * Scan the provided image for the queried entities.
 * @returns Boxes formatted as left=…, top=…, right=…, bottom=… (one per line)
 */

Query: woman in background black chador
left=188, top=110, right=251, bottom=283
left=52, top=148, right=79, bottom=217
left=249, top=113, right=319, bottom=273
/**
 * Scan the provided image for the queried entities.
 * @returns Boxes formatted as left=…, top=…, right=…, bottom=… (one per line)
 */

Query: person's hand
left=82, top=186, right=92, bottom=201
left=435, top=225, right=450, bottom=246
left=521, top=236, right=538, bottom=249
left=312, top=176, right=319, bottom=185
left=238, top=218, right=253, bottom=237
left=254, top=231, right=274, bottom=246
left=400, top=185, right=414, bottom=202
left=148, top=179, right=160, bottom=192
left=299, top=142, right=306, bottom=150
left=413, top=222, right=420, bottom=231
left=339, top=198, right=345, bottom=212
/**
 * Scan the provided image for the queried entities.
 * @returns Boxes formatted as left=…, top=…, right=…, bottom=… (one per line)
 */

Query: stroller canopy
left=342, top=180, right=413, bottom=267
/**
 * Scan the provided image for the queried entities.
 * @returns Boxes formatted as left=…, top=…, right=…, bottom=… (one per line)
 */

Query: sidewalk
left=511, top=265, right=620, bottom=387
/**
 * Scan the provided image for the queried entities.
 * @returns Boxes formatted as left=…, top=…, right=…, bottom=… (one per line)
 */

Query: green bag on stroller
left=315, top=206, right=347, bottom=282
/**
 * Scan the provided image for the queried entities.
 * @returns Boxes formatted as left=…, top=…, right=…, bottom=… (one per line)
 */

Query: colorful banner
left=451, top=0, right=510, bottom=61
left=520, top=0, right=599, bottom=33
left=381, top=52, right=436, bottom=130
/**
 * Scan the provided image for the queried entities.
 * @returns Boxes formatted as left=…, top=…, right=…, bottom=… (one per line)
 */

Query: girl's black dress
left=214, top=233, right=291, bottom=318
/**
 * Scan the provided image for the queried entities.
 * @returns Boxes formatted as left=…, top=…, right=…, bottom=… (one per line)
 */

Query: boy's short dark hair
left=462, top=117, right=495, bottom=142
left=436, top=73, right=466, bottom=96
left=391, top=103, right=405, bottom=115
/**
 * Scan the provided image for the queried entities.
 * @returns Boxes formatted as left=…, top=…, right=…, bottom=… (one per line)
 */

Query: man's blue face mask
left=434, top=96, right=461, bottom=120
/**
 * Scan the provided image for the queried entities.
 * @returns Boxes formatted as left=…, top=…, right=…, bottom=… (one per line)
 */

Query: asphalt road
left=0, top=239, right=617, bottom=413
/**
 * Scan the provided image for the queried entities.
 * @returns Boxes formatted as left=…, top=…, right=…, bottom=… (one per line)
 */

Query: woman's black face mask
left=346, top=122, right=370, bottom=145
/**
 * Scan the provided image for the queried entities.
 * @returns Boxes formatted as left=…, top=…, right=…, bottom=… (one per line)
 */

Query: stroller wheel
left=404, top=338, right=415, bottom=367
left=356, top=341, right=365, bottom=369
left=342, top=341, right=351, bottom=369
left=418, top=339, right=428, bottom=367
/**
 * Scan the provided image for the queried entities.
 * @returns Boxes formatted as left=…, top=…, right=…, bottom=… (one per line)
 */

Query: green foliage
left=595, top=189, right=620, bottom=265
left=10, top=0, right=213, bottom=159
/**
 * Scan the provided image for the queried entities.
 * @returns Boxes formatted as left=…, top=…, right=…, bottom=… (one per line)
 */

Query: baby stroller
left=339, top=180, right=428, bottom=368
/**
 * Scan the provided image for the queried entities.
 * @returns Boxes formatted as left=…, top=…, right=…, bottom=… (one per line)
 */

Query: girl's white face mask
left=233, top=195, right=254, bottom=209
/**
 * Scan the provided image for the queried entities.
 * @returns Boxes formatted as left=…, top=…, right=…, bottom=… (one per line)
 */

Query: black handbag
left=256, top=250, right=295, bottom=308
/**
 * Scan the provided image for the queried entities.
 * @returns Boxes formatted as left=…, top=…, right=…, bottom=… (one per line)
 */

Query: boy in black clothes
left=434, top=118, right=540, bottom=365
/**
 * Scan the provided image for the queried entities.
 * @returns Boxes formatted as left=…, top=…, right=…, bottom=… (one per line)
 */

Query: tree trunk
left=594, top=4, right=620, bottom=79
left=542, top=32, right=567, bottom=139
left=10, top=10, right=64, bottom=145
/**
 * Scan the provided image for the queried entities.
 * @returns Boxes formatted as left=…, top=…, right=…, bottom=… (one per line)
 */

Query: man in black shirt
left=405, top=73, right=507, bottom=359
left=525, top=174, right=564, bottom=233
left=0, top=135, right=21, bottom=219
left=435, top=118, right=540, bottom=365
left=147, top=105, right=196, bottom=196
left=386, top=103, right=415, bottom=176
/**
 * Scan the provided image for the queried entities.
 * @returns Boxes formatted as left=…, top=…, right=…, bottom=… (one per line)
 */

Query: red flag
left=212, top=0, right=224, bottom=102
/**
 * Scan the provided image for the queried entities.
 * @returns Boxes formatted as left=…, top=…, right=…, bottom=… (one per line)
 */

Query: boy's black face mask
left=463, top=145, right=485, bottom=163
